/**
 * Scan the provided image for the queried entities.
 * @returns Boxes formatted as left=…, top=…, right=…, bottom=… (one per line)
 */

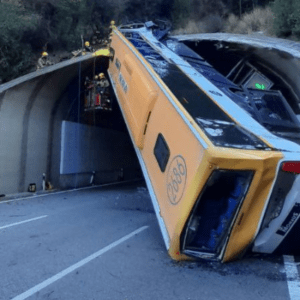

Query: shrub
left=202, top=14, right=224, bottom=33
left=172, top=6, right=274, bottom=36
left=172, top=0, right=192, bottom=28
left=243, top=7, right=274, bottom=33
left=191, top=0, right=227, bottom=20
left=172, top=14, right=224, bottom=35
left=290, top=0, right=300, bottom=39
left=224, top=7, right=274, bottom=35
left=224, top=14, right=240, bottom=33
left=172, top=20, right=206, bottom=35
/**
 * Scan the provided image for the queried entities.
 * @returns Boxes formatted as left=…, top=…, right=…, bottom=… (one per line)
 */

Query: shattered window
left=225, top=88, right=300, bottom=135
left=248, top=90, right=300, bottom=132
left=257, top=94, right=294, bottom=123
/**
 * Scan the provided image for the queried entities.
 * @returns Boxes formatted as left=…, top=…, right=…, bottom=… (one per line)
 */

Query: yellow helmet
left=94, top=75, right=98, bottom=80
left=85, top=41, right=90, bottom=47
left=42, top=52, right=48, bottom=57
left=99, top=73, right=105, bottom=79
left=111, top=20, right=115, bottom=25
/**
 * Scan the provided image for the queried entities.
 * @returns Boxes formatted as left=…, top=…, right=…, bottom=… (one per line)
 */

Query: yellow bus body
left=108, top=28, right=283, bottom=262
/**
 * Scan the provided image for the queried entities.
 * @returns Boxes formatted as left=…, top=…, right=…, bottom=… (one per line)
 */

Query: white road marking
left=0, top=215, right=48, bottom=230
left=11, top=226, right=149, bottom=300
left=283, top=255, right=300, bottom=300
left=0, top=179, right=141, bottom=204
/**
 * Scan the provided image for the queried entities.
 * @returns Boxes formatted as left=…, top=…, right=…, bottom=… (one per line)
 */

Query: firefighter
left=97, top=73, right=111, bottom=109
left=107, top=20, right=115, bottom=45
left=95, top=74, right=101, bottom=95
left=109, top=20, right=116, bottom=32
left=36, top=52, right=53, bottom=70
left=94, top=74, right=99, bottom=85
left=94, top=75, right=101, bottom=107
left=84, top=41, right=94, bottom=53
left=96, top=73, right=109, bottom=94
left=98, top=73, right=110, bottom=89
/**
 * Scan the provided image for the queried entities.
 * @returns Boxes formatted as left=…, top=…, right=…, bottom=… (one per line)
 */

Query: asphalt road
left=0, top=180, right=299, bottom=300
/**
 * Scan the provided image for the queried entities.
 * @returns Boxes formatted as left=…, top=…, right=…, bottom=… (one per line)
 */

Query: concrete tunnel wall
left=0, top=55, right=141, bottom=196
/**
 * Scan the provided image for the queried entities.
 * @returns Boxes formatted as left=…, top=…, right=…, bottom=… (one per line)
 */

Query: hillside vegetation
left=0, top=0, right=294, bottom=83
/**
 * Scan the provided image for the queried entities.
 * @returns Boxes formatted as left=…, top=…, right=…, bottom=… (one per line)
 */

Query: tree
left=0, top=2, right=38, bottom=81
left=272, top=0, right=294, bottom=37
left=172, top=0, right=191, bottom=27
left=121, top=0, right=169, bottom=23
left=222, top=0, right=271, bottom=16
left=50, top=0, right=93, bottom=50
left=290, top=0, right=300, bottom=38
left=190, top=0, right=227, bottom=19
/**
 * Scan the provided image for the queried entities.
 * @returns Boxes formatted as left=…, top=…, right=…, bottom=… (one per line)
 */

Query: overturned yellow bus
left=107, top=21, right=300, bottom=262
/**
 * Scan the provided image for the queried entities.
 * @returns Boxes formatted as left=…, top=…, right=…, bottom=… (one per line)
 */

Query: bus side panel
left=110, top=33, right=158, bottom=149
left=141, top=88, right=207, bottom=256
left=109, top=31, right=209, bottom=259
left=109, top=28, right=284, bottom=262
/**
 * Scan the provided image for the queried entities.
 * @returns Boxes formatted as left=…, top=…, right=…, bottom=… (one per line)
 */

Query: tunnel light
left=282, top=162, right=300, bottom=174
left=255, top=83, right=265, bottom=90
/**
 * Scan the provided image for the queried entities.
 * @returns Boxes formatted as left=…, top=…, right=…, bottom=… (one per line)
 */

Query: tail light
left=282, top=162, right=300, bottom=174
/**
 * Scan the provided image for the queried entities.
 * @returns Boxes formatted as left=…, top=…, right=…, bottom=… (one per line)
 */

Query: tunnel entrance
left=53, top=56, right=143, bottom=191
left=0, top=55, right=142, bottom=196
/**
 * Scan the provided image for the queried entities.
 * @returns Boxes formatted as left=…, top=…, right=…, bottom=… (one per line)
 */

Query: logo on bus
left=166, top=155, right=187, bottom=205
left=115, top=58, right=121, bottom=70
left=118, top=72, right=128, bottom=93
